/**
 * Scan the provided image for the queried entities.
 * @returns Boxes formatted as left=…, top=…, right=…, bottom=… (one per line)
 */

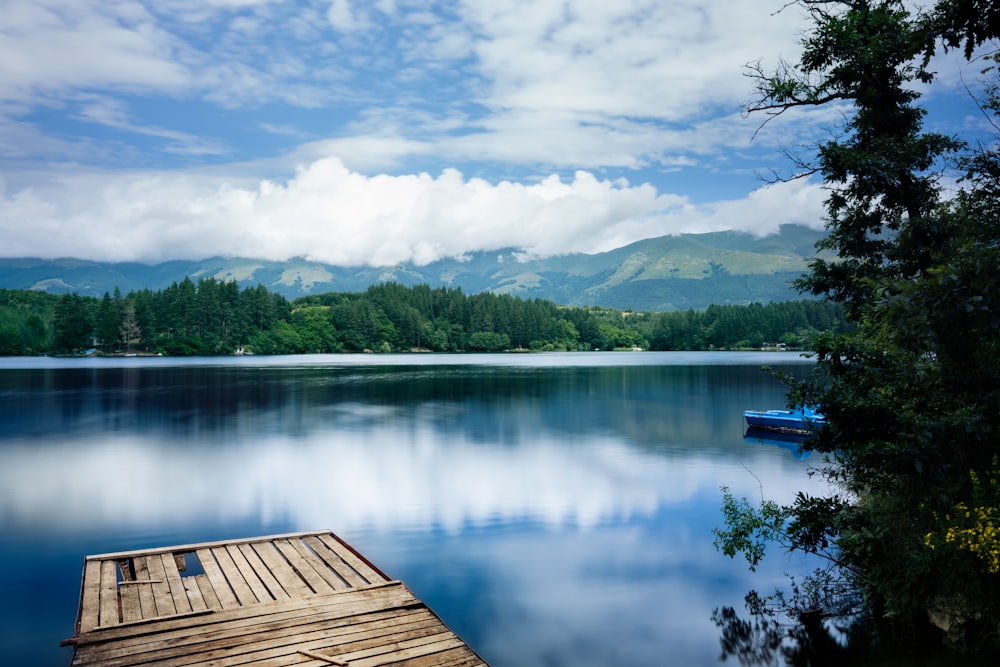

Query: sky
left=0, top=0, right=988, bottom=266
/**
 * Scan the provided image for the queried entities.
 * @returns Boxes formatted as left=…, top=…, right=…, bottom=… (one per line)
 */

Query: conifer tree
left=715, top=0, right=1000, bottom=653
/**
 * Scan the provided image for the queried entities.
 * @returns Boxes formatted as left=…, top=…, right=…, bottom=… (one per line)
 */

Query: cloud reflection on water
left=0, top=421, right=822, bottom=536
left=0, top=358, right=827, bottom=667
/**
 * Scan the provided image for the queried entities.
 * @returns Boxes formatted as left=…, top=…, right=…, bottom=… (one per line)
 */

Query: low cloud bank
left=0, top=158, right=825, bottom=265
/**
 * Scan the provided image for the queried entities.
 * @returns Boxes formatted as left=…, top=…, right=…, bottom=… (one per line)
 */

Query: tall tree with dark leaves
left=715, top=0, right=1000, bottom=655
left=51, top=292, right=94, bottom=354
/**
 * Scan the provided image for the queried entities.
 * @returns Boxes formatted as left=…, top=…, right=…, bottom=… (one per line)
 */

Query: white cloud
left=0, top=0, right=816, bottom=172
left=462, top=0, right=805, bottom=121
left=0, top=157, right=824, bottom=265
left=0, top=0, right=833, bottom=266
left=326, top=0, right=369, bottom=32
left=0, top=1, right=981, bottom=266
left=0, top=1, right=190, bottom=104
left=698, top=179, right=827, bottom=235
left=278, top=0, right=819, bottom=175
left=0, top=0, right=344, bottom=119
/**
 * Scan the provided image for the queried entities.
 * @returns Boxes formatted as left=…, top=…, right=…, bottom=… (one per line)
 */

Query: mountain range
left=0, top=224, right=827, bottom=311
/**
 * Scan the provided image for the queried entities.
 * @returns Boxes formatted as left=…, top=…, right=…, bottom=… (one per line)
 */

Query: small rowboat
left=743, top=405, right=825, bottom=434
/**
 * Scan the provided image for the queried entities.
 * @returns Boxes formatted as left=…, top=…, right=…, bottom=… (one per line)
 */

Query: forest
left=0, top=279, right=847, bottom=356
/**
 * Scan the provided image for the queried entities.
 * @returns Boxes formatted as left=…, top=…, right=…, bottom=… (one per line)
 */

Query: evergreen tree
left=51, top=293, right=93, bottom=353
left=715, top=0, right=1000, bottom=654
left=95, top=289, right=123, bottom=349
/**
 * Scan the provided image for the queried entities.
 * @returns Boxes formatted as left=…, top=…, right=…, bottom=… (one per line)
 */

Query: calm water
left=0, top=352, right=827, bottom=666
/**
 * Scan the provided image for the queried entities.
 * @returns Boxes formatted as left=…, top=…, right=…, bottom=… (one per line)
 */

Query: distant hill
left=0, top=224, right=827, bottom=311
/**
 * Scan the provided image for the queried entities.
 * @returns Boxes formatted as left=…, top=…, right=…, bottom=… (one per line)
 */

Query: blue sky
left=0, top=0, right=988, bottom=265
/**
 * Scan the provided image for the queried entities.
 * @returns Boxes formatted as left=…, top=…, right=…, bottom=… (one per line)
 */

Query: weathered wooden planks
left=67, top=531, right=488, bottom=667
left=77, top=531, right=392, bottom=632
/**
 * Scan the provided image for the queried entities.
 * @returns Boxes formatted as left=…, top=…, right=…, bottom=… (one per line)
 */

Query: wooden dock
left=64, top=530, right=488, bottom=667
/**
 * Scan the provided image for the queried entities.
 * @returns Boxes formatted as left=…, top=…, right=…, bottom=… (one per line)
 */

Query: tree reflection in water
left=713, top=576, right=999, bottom=666
left=712, top=570, right=867, bottom=667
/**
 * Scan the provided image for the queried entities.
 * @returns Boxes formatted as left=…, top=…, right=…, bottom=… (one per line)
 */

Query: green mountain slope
left=0, top=225, right=827, bottom=311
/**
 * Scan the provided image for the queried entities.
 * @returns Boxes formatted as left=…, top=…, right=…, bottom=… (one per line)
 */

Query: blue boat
left=743, top=405, right=825, bottom=434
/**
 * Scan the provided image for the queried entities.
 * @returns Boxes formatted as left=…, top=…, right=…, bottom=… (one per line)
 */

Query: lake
left=0, top=352, right=828, bottom=666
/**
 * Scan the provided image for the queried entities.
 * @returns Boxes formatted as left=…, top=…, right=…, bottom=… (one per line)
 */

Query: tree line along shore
left=0, top=280, right=847, bottom=356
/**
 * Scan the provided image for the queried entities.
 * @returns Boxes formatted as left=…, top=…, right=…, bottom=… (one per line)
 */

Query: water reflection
left=743, top=428, right=813, bottom=459
left=0, top=354, right=826, bottom=667
left=713, top=604, right=852, bottom=667
left=0, top=362, right=789, bottom=448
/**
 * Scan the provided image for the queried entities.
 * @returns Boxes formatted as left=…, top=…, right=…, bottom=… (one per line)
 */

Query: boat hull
left=743, top=406, right=824, bottom=434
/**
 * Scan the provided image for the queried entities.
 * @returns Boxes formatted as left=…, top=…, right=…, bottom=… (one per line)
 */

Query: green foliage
left=647, top=300, right=847, bottom=350
left=0, top=289, right=55, bottom=354
left=51, top=293, right=94, bottom=353
left=289, top=307, right=341, bottom=353
left=715, top=488, right=851, bottom=573
left=467, top=331, right=510, bottom=351
left=251, top=320, right=305, bottom=355
left=725, top=0, right=1000, bottom=655
left=3, top=278, right=847, bottom=357
left=714, top=489, right=791, bottom=572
